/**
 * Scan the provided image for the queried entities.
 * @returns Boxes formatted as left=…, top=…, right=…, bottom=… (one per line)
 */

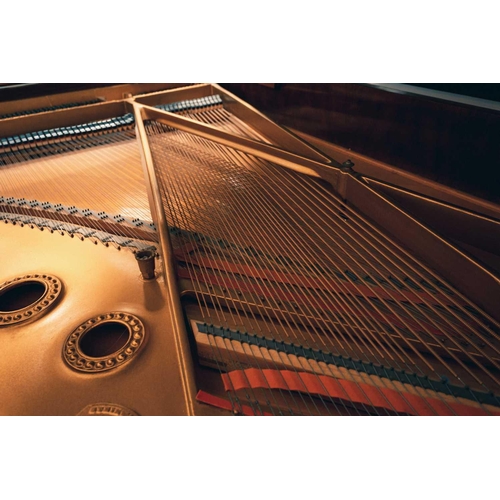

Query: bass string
left=151, top=128, right=464, bottom=414
left=148, top=124, right=394, bottom=414
left=151, top=129, right=327, bottom=416
left=149, top=126, right=299, bottom=416
left=163, top=137, right=346, bottom=416
left=284, top=164, right=500, bottom=390
left=305, top=166, right=500, bottom=335
left=148, top=123, right=341, bottom=415
left=237, top=151, right=492, bottom=410
left=233, top=147, right=492, bottom=410
left=194, top=136, right=434, bottom=414
left=252, top=156, right=494, bottom=394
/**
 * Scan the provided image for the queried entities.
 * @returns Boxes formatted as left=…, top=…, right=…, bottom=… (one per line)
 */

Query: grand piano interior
left=1, top=83, right=499, bottom=416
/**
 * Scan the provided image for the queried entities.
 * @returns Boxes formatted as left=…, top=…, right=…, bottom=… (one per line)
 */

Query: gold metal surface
left=0, top=101, right=128, bottom=138
left=133, top=103, right=196, bottom=415
left=0, top=84, right=190, bottom=118
left=0, top=223, right=189, bottom=416
left=141, top=103, right=340, bottom=184
left=136, top=83, right=332, bottom=162
left=77, top=402, right=140, bottom=416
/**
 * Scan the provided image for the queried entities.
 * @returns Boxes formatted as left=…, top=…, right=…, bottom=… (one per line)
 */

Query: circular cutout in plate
left=63, top=312, right=145, bottom=373
left=0, top=274, right=62, bottom=327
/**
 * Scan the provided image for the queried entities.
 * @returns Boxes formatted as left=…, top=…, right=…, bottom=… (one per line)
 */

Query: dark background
left=222, top=83, right=500, bottom=204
